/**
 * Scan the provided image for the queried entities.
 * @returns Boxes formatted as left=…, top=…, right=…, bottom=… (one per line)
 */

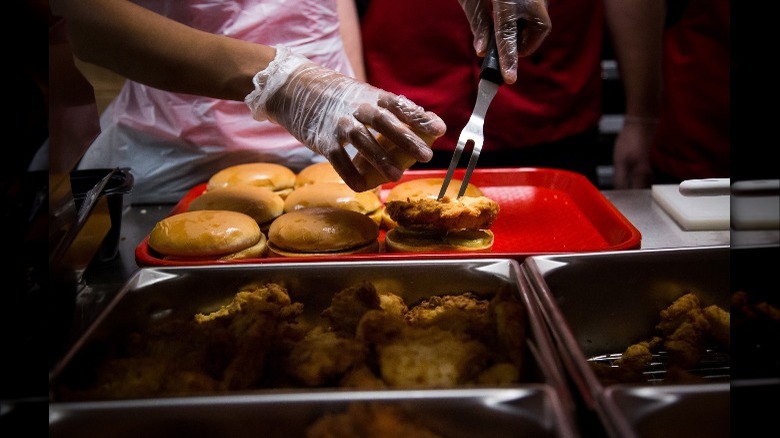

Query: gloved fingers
left=493, top=0, right=551, bottom=84
left=354, top=102, right=434, bottom=164
left=326, top=120, right=367, bottom=191
left=492, top=1, right=520, bottom=84
left=513, top=0, right=551, bottom=57
left=458, top=0, right=492, bottom=56
left=378, top=93, right=447, bottom=140
left=343, top=116, right=404, bottom=184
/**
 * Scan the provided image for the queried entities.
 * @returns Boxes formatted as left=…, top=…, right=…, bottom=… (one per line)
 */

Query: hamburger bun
left=187, top=185, right=284, bottom=232
left=284, top=182, right=384, bottom=226
left=148, top=210, right=267, bottom=260
left=267, top=207, right=380, bottom=257
left=382, top=178, right=484, bottom=229
left=206, top=162, right=296, bottom=198
left=383, top=196, right=499, bottom=253
left=384, top=228, right=494, bottom=253
left=354, top=130, right=438, bottom=191
left=296, top=161, right=382, bottom=196
left=295, top=162, right=345, bottom=188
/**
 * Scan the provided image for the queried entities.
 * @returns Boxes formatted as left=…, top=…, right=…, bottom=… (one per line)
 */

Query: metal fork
left=438, top=34, right=504, bottom=200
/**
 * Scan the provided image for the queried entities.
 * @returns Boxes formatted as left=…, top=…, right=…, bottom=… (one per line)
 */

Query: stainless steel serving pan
left=49, top=258, right=578, bottom=438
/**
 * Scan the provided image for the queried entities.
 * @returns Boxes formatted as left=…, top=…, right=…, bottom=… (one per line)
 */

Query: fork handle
left=480, top=32, right=503, bottom=85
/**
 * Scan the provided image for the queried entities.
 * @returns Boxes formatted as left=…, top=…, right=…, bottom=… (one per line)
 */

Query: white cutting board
left=651, top=184, right=730, bottom=230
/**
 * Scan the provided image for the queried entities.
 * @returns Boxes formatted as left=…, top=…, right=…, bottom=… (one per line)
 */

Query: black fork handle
left=480, top=30, right=504, bottom=85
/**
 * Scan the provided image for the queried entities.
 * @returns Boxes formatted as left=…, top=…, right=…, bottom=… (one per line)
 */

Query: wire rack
left=588, top=349, right=731, bottom=384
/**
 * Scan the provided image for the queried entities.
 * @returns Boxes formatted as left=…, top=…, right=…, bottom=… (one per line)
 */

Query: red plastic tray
left=136, top=167, right=641, bottom=266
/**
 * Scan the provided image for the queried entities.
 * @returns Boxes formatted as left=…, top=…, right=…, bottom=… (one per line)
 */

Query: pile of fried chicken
left=591, top=292, right=730, bottom=384
left=56, top=281, right=527, bottom=400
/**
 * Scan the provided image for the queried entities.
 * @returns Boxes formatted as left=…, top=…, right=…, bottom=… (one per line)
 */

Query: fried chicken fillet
left=384, top=196, right=499, bottom=231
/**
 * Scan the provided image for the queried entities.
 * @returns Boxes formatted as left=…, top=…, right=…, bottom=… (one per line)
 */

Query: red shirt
left=651, top=0, right=730, bottom=179
left=361, top=0, right=605, bottom=153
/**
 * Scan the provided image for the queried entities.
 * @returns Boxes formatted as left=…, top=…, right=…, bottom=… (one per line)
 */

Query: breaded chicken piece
left=615, top=337, right=662, bottom=374
left=404, top=292, right=492, bottom=341
left=195, top=282, right=301, bottom=325
left=378, top=292, right=409, bottom=318
left=656, top=293, right=712, bottom=368
left=339, top=364, right=387, bottom=389
left=702, top=304, right=730, bottom=348
left=195, top=283, right=305, bottom=390
left=355, top=309, right=408, bottom=345
left=476, top=362, right=521, bottom=385
left=285, top=326, right=367, bottom=387
left=489, top=285, right=527, bottom=365
left=655, top=292, right=702, bottom=334
left=384, top=196, right=499, bottom=231
left=306, top=403, right=443, bottom=438
left=376, top=327, right=489, bottom=387
left=591, top=337, right=662, bottom=384
left=358, top=310, right=489, bottom=387
left=322, top=282, right=408, bottom=336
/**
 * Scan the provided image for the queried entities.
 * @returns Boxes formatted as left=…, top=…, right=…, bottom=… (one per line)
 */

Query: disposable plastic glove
left=456, top=0, right=551, bottom=84
left=246, top=46, right=446, bottom=193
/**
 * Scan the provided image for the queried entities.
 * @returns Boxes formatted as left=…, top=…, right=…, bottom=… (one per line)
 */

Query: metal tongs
left=438, top=33, right=504, bottom=200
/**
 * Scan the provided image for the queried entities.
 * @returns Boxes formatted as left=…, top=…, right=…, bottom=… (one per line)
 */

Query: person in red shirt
left=361, top=0, right=664, bottom=187
left=649, top=0, right=730, bottom=184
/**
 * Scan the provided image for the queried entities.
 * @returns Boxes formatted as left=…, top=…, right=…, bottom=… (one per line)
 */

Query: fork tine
left=458, top=140, right=482, bottom=197
left=437, top=137, right=468, bottom=200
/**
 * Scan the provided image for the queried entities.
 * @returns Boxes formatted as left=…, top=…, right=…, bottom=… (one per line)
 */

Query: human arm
left=604, top=0, right=665, bottom=189
left=51, top=0, right=444, bottom=192
left=50, top=0, right=272, bottom=101
left=337, top=0, right=366, bottom=82
left=456, top=0, right=551, bottom=84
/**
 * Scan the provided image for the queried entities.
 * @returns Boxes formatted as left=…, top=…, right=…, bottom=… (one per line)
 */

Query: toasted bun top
left=206, top=163, right=296, bottom=192
left=385, top=178, right=484, bottom=202
left=148, top=210, right=261, bottom=258
left=284, top=182, right=382, bottom=215
left=295, top=162, right=344, bottom=188
left=187, top=186, right=284, bottom=225
left=268, top=207, right=379, bottom=253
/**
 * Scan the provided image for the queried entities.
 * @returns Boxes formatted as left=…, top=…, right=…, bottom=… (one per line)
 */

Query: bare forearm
left=51, top=0, right=275, bottom=101
left=603, top=0, right=665, bottom=118
left=337, top=0, right=365, bottom=82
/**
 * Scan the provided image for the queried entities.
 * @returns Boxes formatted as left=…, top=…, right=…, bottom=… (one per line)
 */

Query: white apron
left=77, top=0, right=355, bottom=203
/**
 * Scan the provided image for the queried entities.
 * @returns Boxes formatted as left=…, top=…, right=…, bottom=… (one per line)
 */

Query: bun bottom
left=267, top=239, right=379, bottom=258
left=218, top=233, right=268, bottom=260
left=384, top=228, right=494, bottom=253
left=162, top=233, right=267, bottom=261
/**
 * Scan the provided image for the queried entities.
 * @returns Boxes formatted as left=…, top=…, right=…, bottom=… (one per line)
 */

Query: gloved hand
left=246, top=46, right=446, bottom=193
left=456, top=0, right=551, bottom=84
